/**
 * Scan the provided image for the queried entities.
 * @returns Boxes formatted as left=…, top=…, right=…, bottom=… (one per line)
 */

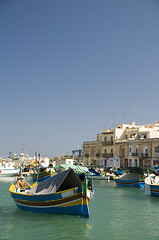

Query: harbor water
left=1, top=178, right=159, bottom=240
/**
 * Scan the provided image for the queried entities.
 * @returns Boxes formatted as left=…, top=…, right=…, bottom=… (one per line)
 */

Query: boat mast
left=35, top=152, right=38, bottom=182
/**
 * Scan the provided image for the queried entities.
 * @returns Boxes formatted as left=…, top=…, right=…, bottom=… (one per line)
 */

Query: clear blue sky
left=0, top=0, right=159, bottom=158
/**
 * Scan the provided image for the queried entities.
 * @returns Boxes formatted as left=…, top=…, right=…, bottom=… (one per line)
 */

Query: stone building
left=82, top=121, right=159, bottom=168
left=83, top=134, right=102, bottom=167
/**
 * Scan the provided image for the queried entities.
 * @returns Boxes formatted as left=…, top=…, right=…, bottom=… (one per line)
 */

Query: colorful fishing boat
left=115, top=173, right=145, bottom=187
left=9, top=169, right=91, bottom=217
left=88, top=168, right=110, bottom=180
left=89, top=168, right=105, bottom=177
left=145, top=175, right=159, bottom=196
left=30, top=168, right=56, bottom=182
left=115, top=167, right=145, bottom=188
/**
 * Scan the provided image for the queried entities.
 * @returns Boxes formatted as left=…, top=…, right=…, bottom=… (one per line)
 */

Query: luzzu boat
left=30, top=168, right=56, bottom=182
left=115, top=173, right=145, bottom=188
left=88, top=168, right=110, bottom=180
left=9, top=169, right=91, bottom=217
left=145, top=175, right=159, bottom=196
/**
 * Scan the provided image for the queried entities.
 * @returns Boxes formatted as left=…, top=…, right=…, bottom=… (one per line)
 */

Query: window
left=155, top=146, right=159, bottom=153
left=105, top=149, right=107, bottom=153
left=135, top=159, right=137, bottom=167
left=145, top=148, right=148, bottom=154
left=129, top=148, right=131, bottom=152
left=111, top=149, right=113, bottom=153
left=104, top=137, right=107, bottom=141
left=111, top=136, right=113, bottom=141
left=121, top=148, right=124, bottom=157
left=129, top=159, right=131, bottom=167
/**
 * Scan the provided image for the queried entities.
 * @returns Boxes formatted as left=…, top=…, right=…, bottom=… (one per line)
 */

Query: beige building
left=82, top=121, right=159, bottom=168
left=83, top=134, right=102, bottom=167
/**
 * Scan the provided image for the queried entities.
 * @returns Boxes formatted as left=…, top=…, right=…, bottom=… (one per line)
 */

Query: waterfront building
left=83, top=134, right=102, bottom=167
left=82, top=121, right=159, bottom=168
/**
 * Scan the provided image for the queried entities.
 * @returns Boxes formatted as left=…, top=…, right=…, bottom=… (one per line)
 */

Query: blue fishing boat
left=115, top=167, right=145, bottom=188
left=9, top=169, right=91, bottom=217
left=115, top=173, right=144, bottom=187
left=88, top=168, right=110, bottom=180
left=29, top=152, right=56, bottom=182
left=89, top=168, right=105, bottom=177
left=30, top=168, right=56, bottom=182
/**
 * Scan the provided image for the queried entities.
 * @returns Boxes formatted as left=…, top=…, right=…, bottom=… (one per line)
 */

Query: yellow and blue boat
left=30, top=168, right=56, bottom=182
left=115, top=167, right=145, bottom=188
left=115, top=173, right=144, bottom=187
left=145, top=175, right=159, bottom=196
left=9, top=169, right=91, bottom=217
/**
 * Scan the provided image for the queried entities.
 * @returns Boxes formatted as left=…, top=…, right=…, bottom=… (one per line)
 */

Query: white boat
left=0, top=161, right=20, bottom=176
left=144, top=175, right=159, bottom=196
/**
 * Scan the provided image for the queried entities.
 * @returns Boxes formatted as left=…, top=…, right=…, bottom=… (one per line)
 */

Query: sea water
left=0, top=177, right=159, bottom=240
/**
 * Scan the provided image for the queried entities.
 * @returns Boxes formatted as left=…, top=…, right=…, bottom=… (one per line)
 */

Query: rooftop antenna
left=132, top=104, right=136, bottom=124
left=112, top=112, right=115, bottom=128
left=110, top=112, right=115, bottom=129
left=122, top=113, right=125, bottom=124
left=110, top=115, right=113, bottom=129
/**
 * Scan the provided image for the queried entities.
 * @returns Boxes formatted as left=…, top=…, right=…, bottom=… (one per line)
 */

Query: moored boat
left=0, top=160, right=20, bottom=176
left=30, top=168, right=56, bottom=182
left=88, top=168, right=110, bottom=180
left=145, top=175, right=159, bottom=196
left=9, top=169, right=91, bottom=217
left=115, top=173, right=145, bottom=188
left=87, top=174, right=110, bottom=180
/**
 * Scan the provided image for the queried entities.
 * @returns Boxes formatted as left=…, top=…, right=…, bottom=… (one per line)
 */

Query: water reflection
left=4, top=210, right=92, bottom=240
left=0, top=176, right=17, bottom=182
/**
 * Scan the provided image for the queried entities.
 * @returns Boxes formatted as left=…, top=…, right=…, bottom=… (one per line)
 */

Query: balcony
left=102, top=141, right=113, bottom=146
left=132, top=153, right=138, bottom=156
left=102, top=153, right=114, bottom=158
left=96, top=154, right=100, bottom=157
left=155, top=153, right=159, bottom=157
left=85, top=154, right=89, bottom=157
left=141, top=153, right=149, bottom=158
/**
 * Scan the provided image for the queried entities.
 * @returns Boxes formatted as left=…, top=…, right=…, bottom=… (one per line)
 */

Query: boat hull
left=9, top=185, right=90, bottom=217
left=87, top=175, right=110, bottom=180
left=115, top=178, right=144, bottom=188
left=0, top=169, right=20, bottom=176
left=150, top=185, right=159, bottom=197
left=15, top=197, right=89, bottom=217
left=30, top=171, right=52, bottom=182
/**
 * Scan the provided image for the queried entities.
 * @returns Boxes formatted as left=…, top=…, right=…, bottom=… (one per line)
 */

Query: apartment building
left=82, top=121, right=159, bottom=168
left=83, top=134, right=103, bottom=167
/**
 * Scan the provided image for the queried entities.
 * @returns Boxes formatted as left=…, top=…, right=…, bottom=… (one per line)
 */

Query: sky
left=0, top=0, right=159, bottom=158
